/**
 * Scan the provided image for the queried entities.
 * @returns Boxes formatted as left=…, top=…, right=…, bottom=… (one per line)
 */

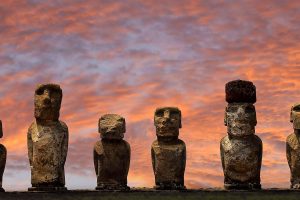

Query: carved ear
left=0, top=120, right=2, bottom=138
left=179, top=111, right=182, bottom=128
left=98, top=117, right=102, bottom=133
left=224, top=107, right=228, bottom=126
left=290, top=106, right=294, bottom=123
left=122, top=117, right=126, bottom=133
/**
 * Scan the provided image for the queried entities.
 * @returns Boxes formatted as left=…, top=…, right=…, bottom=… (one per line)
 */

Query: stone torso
left=0, top=144, right=6, bottom=189
left=151, top=139, right=186, bottom=186
left=287, top=133, right=300, bottom=185
left=94, top=139, right=130, bottom=186
left=221, top=135, right=262, bottom=184
left=29, top=121, right=68, bottom=185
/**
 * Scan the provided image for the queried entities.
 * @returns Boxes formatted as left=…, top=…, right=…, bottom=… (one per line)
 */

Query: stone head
left=225, top=103, right=257, bottom=136
left=290, top=103, right=300, bottom=129
left=98, top=114, right=126, bottom=140
left=154, top=107, right=181, bottom=138
left=225, top=80, right=257, bottom=136
left=0, top=120, right=2, bottom=138
left=34, top=83, right=62, bottom=121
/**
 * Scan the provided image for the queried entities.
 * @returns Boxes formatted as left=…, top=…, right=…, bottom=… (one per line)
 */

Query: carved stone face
left=154, top=107, right=181, bottom=138
left=225, top=103, right=257, bottom=136
left=99, top=114, right=125, bottom=140
left=34, top=84, right=62, bottom=121
left=290, top=103, right=300, bottom=129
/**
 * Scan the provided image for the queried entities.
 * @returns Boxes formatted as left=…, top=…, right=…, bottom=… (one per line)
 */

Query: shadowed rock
left=151, top=107, right=186, bottom=190
left=225, top=80, right=256, bottom=103
left=94, top=114, right=130, bottom=190
left=0, top=121, right=7, bottom=192
left=287, top=103, right=300, bottom=189
left=27, top=83, right=68, bottom=191
left=221, top=80, right=262, bottom=190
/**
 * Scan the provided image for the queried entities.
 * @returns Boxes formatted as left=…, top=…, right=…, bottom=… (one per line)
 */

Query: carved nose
left=164, top=111, right=170, bottom=119
left=237, top=107, right=245, bottom=116
left=44, top=97, right=51, bottom=105
left=108, top=127, right=117, bottom=132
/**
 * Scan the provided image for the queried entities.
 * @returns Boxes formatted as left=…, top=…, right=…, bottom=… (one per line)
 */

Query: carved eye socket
left=36, top=88, right=44, bottom=95
left=170, top=111, right=179, bottom=117
left=227, top=106, right=238, bottom=112
left=155, top=110, right=164, bottom=117
left=245, top=106, right=255, bottom=113
left=293, top=106, right=300, bottom=112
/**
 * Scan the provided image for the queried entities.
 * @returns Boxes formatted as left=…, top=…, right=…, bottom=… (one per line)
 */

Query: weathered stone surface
left=224, top=103, right=257, bottom=137
left=0, top=120, right=6, bottom=192
left=151, top=107, right=186, bottom=190
left=94, top=114, right=130, bottom=190
left=98, top=114, right=126, bottom=140
left=221, top=135, right=262, bottom=189
left=287, top=103, right=300, bottom=189
left=225, top=80, right=256, bottom=103
left=221, top=80, right=262, bottom=190
left=27, top=83, right=68, bottom=191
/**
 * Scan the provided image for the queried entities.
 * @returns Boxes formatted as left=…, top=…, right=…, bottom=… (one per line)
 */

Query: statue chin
left=228, top=126, right=255, bottom=137
left=35, top=110, right=59, bottom=121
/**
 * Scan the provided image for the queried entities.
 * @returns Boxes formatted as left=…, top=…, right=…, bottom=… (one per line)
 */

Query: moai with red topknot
left=220, top=80, right=263, bottom=190
left=27, top=83, right=68, bottom=191
left=151, top=107, right=186, bottom=190
left=0, top=121, right=6, bottom=192
left=287, top=103, right=300, bottom=189
left=94, top=114, right=131, bottom=190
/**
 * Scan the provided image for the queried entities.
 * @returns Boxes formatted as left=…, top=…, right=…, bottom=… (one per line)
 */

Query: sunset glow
left=0, top=0, right=299, bottom=191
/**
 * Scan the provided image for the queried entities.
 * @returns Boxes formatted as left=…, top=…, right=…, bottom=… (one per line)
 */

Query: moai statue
left=27, top=83, right=68, bottom=191
left=0, top=121, right=7, bottom=192
left=151, top=107, right=186, bottom=190
left=94, top=114, right=130, bottom=190
left=220, top=80, right=263, bottom=190
left=287, top=103, right=300, bottom=189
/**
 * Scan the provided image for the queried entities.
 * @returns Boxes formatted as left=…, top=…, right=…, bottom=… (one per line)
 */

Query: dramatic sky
left=0, top=0, right=299, bottom=191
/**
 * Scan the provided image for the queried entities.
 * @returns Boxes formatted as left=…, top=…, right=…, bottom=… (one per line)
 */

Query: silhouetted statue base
left=28, top=186, right=67, bottom=192
left=224, top=183, right=261, bottom=190
left=154, top=182, right=186, bottom=190
left=96, top=183, right=130, bottom=191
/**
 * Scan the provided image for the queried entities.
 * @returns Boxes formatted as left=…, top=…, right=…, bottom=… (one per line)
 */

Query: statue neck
left=157, top=136, right=178, bottom=143
left=294, top=129, right=300, bottom=135
left=36, top=118, right=58, bottom=125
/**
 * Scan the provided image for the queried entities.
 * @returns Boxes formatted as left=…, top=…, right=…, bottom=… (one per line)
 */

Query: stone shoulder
left=122, top=139, right=131, bottom=151
left=177, top=139, right=186, bottom=146
left=220, top=135, right=229, bottom=146
left=286, top=133, right=297, bottom=147
left=0, top=143, right=6, bottom=152
left=94, top=141, right=103, bottom=155
left=59, top=120, right=68, bottom=132
left=287, top=133, right=295, bottom=142
left=28, top=121, right=36, bottom=133
left=253, top=134, right=262, bottom=145
left=151, top=140, right=158, bottom=148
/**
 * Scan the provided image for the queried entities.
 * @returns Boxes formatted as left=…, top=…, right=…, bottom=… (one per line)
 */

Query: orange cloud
left=0, top=0, right=299, bottom=191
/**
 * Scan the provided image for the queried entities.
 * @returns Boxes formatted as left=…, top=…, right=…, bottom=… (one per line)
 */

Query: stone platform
left=1, top=188, right=300, bottom=200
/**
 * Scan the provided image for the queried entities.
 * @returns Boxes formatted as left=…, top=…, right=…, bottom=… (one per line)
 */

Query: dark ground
left=1, top=189, right=300, bottom=200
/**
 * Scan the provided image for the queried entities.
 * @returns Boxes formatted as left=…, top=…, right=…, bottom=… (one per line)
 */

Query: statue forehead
left=292, top=103, right=300, bottom=109
left=35, top=83, right=62, bottom=93
left=155, top=107, right=181, bottom=114
left=100, top=114, right=124, bottom=123
left=227, top=103, right=254, bottom=107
